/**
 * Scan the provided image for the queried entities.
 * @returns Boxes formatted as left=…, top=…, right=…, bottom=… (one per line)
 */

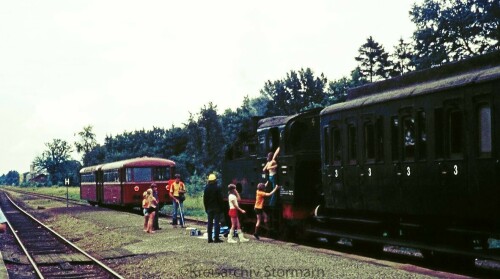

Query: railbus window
left=435, top=108, right=444, bottom=159
left=153, top=167, right=171, bottom=181
left=126, top=168, right=152, bottom=182
left=348, top=124, right=357, bottom=164
left=449, top=110, right=463, bottom=157
left=126, top=168, right=132, bottom=182
left=332, top=128, right=342, bottom=164
left=104, top=170, right=119, bottom=182
left=418, top=111, right=427, bottom=160
left=364, top=122, right=375, bottom=161
left=478, top=105, right=492, bottom=155
left=391, top=117, right=399, bottom=161
left=376, top=117, right=384, bottom=162
left=403, top=116, right=416, bottom=160
left=81, top=174, right=95, bottom=183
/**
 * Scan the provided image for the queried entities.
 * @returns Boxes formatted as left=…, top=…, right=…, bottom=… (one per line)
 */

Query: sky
left=0, top=0, right=420, bottom=175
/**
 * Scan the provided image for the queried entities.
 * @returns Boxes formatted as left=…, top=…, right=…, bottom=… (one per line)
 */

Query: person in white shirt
left=227, top=184, right=249, bottom=243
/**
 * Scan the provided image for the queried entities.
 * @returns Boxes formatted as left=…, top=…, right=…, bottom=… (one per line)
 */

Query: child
left=227, top=184, right=249, bottom=243
left=145, top=189, right=157, bottom=233
left=253, top=182, right=279, bottom=240
left=142, top=191, right=149, bottom=232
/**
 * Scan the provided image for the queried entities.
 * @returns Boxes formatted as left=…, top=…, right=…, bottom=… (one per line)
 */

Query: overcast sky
left=0, top=0, right=420, bottom=175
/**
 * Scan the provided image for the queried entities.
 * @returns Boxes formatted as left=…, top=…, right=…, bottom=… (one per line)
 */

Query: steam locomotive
left=223, top=50, right=500, bottom=262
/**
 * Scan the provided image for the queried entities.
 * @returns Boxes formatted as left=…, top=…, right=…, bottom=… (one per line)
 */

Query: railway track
left=4, top=188, right=89, bottom=207
left=0, top=192, right=123, bottom=279
left=6, top=188, right=499, bottom=277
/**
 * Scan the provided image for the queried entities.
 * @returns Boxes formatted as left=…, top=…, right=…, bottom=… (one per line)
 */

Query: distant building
left=29, top=174, right=47, bottom=185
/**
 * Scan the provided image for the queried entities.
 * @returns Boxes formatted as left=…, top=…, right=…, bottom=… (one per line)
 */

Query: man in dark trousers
left=150, top=183, right=161, bottom=230
left=203, top=174, right=224, bottom=243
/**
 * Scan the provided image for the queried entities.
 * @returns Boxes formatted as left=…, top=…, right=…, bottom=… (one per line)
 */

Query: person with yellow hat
left=203, top=174, right=224, bottom=243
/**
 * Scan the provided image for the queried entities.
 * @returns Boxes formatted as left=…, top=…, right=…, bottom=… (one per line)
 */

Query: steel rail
left=4, top=193, right=125, bottom=279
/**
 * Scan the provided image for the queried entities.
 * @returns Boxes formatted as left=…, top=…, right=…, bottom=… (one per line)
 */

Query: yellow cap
left=208, top=174, right=217, bottom=181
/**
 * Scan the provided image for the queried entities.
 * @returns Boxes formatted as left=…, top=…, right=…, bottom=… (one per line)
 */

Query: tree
left=184, top=102, right=225, bottom=175
left=410, top=0, right=500, bottom=69
left=261, top=68, right=327, bottom=116
left=33, top=139, right=74, bottom=185
left=355, top=36, right=391, bottom=82
left=4, top=171, right=20, bottom=186
left=390, top=38, right=415, bottom=77
left=324, top=67, right=369, bottom=106
left=74, top=125, right=98, bottom=166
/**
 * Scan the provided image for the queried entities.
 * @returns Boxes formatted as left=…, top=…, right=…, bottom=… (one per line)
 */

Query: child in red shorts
left=227, top=184, right=249, bottom=243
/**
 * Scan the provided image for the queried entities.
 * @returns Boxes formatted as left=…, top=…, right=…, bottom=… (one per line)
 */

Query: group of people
left=142, top=174, right=186, bottom=233
left=203, top=147, right=280, bottom=243
left=142, top=147, right=281, bottom=243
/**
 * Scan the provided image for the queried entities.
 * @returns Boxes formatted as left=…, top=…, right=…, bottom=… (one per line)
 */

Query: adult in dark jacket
left=203, top=174, right=224, bottom=243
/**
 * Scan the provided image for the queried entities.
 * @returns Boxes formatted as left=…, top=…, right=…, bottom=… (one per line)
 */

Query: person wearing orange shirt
left=253, top=182, right=279, bottom=240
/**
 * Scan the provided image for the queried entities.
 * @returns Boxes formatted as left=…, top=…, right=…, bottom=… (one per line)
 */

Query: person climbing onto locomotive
left=227, top=184, right=249, bottom=243
left=203, top=174, right=224, bottom=243
left=263, top=147, right=280, bottom=207
left=253, top=182, right=279, bottom=240
left=169, top=174, right=186, bottom=228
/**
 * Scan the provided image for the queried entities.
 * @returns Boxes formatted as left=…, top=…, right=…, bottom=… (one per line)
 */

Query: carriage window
left=364, top=123, right=375, bottom=160
left=403, top=116, right=416, bottom=160
left=435, top=108, right=444, bottom=159
left=449, top=110, right=463, bottom=156
left=418, top=111, right=427, bottom=160
left=323, top=127, right=330, bottom=165
left=478, top=105, right=492, bottom=154
left=268, top=128, right=280, bottom=152
left=153, top=167, right=171, bottom=181
left=348, top=124, right=357, bottom=164
left=391, top=117, right=399, bottom=161
left=376, top=117, right=384, bottom=162
left=258, top=133, right=266, bottom=154
left=332, top=128, right=342, bottom=164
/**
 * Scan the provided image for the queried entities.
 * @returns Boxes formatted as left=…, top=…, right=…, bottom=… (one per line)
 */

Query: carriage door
left=435, top=99, right=467, bottom=218
left=396, top=108, right=425, bottom=217
left=469, top=95, right=497, bottom=219
left=359, top=116, right=385, bottom=212
left=343, top=117, right=362, bottom=210
left=323, top=122, right=345, bottom=209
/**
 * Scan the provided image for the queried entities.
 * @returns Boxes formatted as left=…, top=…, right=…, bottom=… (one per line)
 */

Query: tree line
left=2, top=0, right=498, bottom=188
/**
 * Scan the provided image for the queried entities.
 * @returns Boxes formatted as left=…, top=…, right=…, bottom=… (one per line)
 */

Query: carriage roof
left=321, top=51, right=500, bottom=116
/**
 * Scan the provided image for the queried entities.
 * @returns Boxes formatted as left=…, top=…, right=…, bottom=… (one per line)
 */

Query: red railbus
left=80, top=157, right=176, bottom=207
